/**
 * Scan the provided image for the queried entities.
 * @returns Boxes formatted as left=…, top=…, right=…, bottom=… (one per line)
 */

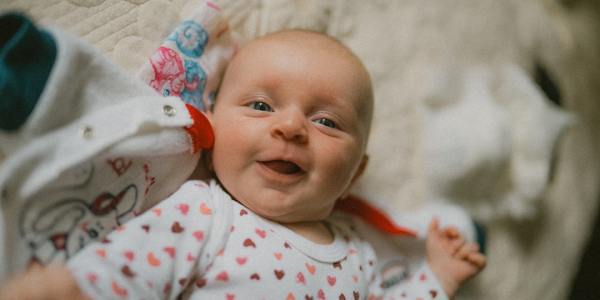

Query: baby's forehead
left=231, top=30, right=374, bottom=142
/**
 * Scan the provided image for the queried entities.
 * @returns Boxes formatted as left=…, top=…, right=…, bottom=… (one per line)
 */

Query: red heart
left=195, top=277, right=207, bottom=288
left=240, top=209, right=248, bottom=216
left=171, top=222, right=184, bottom=233
left=243, top=238, right=256, bottom=248
left=178, top=278, right=187, bottom=286
left=250, top=273, right=260, bottom=280
left=121, top=265, right=136, bottom=277
left=274, top=269, right=285, bottom=280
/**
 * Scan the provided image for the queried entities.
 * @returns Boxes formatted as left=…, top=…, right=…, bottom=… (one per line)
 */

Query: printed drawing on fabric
left=168, top=20, right=208, bottom=58
left=17, top=159, right=143, bottom=266
left=149, top=20, right=210, bottom=111
left=181, top=59, right=207, bottom=110
left=378, top=257, right=410, bottom=289
left=149, top=47, right=185, bottom=98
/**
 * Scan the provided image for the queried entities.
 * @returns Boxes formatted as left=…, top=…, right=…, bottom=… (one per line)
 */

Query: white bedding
left=2, top=0, right=599, bottom=299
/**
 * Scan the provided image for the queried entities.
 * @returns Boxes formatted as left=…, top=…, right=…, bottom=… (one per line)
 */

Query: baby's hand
left=426, top=218, right=486, bottom=299
left=0, top=264, right=88, bottom=300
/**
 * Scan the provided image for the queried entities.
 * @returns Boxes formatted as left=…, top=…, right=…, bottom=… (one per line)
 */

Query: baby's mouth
left=260, top=160, right=304, bottom=175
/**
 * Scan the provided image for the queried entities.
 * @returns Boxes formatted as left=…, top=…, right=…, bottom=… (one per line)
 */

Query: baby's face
left=210, top=32, right=372, bottom=223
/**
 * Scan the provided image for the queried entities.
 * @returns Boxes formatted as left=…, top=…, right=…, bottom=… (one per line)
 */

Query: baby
left=0, top=30, right=485, bottom=300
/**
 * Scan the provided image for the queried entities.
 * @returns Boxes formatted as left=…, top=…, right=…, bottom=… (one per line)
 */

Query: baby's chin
left=250, top=205, right=323, bottom=224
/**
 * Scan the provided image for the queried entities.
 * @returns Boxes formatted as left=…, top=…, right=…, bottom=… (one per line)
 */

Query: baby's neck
left=284, top=221, right=334, bottom=245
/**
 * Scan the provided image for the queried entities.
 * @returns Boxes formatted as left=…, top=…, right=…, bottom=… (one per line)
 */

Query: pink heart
left=95, top=249, right=106, bottom=258
left=305, top=263, right=316, bottom=275
left=152, top=208, right=162, bottom=216
left=193, top=230, right=204, bottom=241
left=255, top=228, right=266, bottom=239
left=296, top=272, right=306, bottom=285
left=236, top=256, right=247, bottom=265
left=327, top=275, right=336, bottom=286
left=177, top=203, right=189, bottom=215
left=124, top=251, right=135, bottom=261
left=216, top=271, right=229, bottom=282
left=186, top=252, right=196, bottom=262
left=111, top=280, right=128, bottom=297
left=318, top=289, right=326, bottom=300
left=199, top=203, right=212, bottom=215
left=163, top=247, right=176, bottom=258
left=86, top=273, right=98, bottom=284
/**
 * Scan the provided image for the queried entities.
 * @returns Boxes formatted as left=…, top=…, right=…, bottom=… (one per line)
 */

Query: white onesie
left=68, top=180, right=448, bottom=300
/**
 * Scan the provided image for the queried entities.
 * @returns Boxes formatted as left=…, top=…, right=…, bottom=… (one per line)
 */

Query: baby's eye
left=248, top=101, right=273, bottom=112
left=313, top=118, right=337, bottom=129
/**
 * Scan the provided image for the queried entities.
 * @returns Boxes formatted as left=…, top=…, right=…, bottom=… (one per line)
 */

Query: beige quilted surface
left=2, top=1, right=600, bottom=299
left=1, top=0, right=197, bottom=72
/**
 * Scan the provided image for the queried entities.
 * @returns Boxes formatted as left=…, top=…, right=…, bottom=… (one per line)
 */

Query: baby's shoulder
left=167, top=179, right=232, bottom=211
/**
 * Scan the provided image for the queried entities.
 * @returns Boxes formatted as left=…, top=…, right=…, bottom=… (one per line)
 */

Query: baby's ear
left=204, top=109, right=214, bottom=122
left=339, top=155, right=369, bottom=200
left=351, top=154, right=369, bottom=185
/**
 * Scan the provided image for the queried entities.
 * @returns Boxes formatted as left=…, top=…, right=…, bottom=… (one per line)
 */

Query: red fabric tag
left=184, top=104, right=214, bottom=153
left=335, top=195, right=417, bottom=237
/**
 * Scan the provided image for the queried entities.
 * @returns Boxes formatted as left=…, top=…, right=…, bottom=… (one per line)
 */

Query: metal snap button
left=163, top=105, right=176, bottom=117
left=82, top=126, right=94, bottom=139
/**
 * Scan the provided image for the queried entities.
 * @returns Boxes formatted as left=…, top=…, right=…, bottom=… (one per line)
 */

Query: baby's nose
left=271, top=110, right=308, bottom=143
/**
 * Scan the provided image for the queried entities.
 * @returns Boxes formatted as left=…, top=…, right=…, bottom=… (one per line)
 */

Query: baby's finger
left=443, top=226, right=460, bottom=239
left=455, top=242, right=478, bottom=259
left=428, top=217, right=440, bottom=236
left=449, top=236, right=466, bottom=255
left=467, top=252, right=487, bottom=269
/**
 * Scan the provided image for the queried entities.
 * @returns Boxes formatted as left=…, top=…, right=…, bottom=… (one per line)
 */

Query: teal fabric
left=0, top=13, right=56, bottom=131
